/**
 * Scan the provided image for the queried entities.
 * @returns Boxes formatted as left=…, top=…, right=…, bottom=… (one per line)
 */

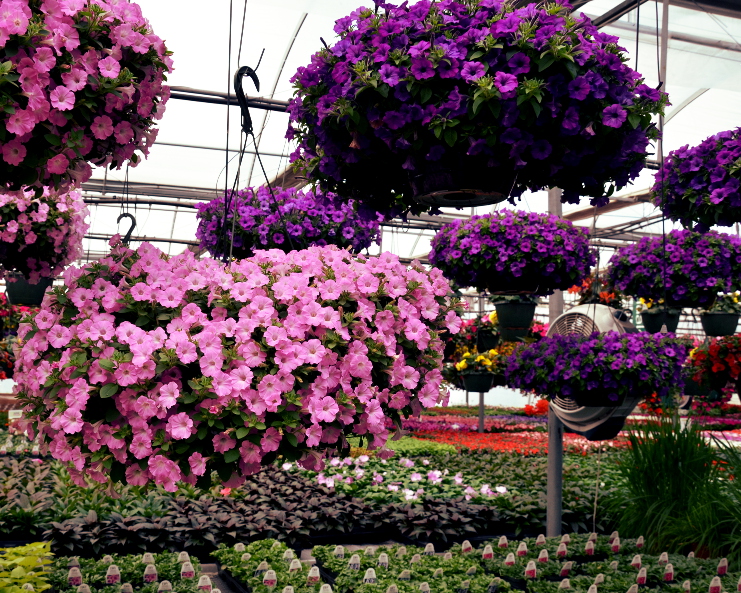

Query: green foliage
left=386, top=436, right=457, bottom=455
left=0, top=542, right=52, bottom=593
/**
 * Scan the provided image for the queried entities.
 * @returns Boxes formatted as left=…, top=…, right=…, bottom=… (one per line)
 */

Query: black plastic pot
left=640, top=310, right=680, bottom=334
left=701, top=312, right=739, bottom=337
left=495, top=302, right=537, bottom=342
left=476, top=331, right=499, bottom=353
left=5, top=277, right=52, bottom=306
left=461, top=373, right=494, bottom=392
left=683, top=375, right=712, bottom=397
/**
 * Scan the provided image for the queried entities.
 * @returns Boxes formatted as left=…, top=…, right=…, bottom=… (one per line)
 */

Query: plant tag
left=585, top=541, right=595, bottom=556
left=198, top=576, right=213, bottom=591
left=272, top=542, right=281, bottom=549
left=609, top=531, right=619, bottom=543
left=498, top=536, right=508, bottom=549
left=482, top=545, right=494, bottom=560
left=637, top=568, right=647, bottom=585
left=594, top=574, right=605, bottom=585
left=688, top=552, right=695, bottom=559
left=631, top=555, right=641, bottom=569
left=738, top=576, right=741, bottom=593
left=517, top=542, right=528, bottom=557
left=457, top=579, right=470, bottom=593
left=559, top=579, right=571, bottom=590
left=525, top=561, right=537, bottom=579
left=68, top=569, right=82, bottom=587
left=658, top=552, right=669, bottom=565
left=488, top=579, right=501, bottom=593
left=106, top=565, right=121, bottom=585
left=557, top=543, right=568, bottom=559
left=709, top=577, right=722, bottom=593
left=560, top=534, right=571, bottom=544
left=424, top=543, right=435, bottom=555
left=283, top=588, right=295, bottom=593
left=319, top=586, right=332, bottom=593
left=536, top=535, right=546, bottom=546
left=241, top=553, right=252, bottom=562
left=461, top=541, right=473, bottom=554
left=283, top=550, right=296, bottom=561
left=443, top=553, right=453, bottom=562
left=364, top=569, right=378, bottom=584
left=683, top=581, right=691, bottom=593
left=396, top=547, right=407, bottom=559
left=76, top=586, right=91, bottom=593
left=611, top=537, right=621, bottom=553
left=234, top=543, right=246, bottom=552
left=636, top=536, right=644, bottom=549
left=178, top=551, right=190, bottom=563
left=68, top=558, right=80, bottom=568
left=419, top=583, right=430, bottom=593
left=181, top=562, right=195, bottom=579
left=588, top=533, right=598, bottom=542
left=410, top=554, right=422, bottom=565
left=121, top=586, right=134, bottom=593
left=664, top=564, right=674, bottom=582
left=399, top=571, right=411, bottom=581
left=718, top=558, right=728, bottom=576
left=538, top=550, right=549, bottom=563
left=365, top=547, right=376, bottom=556
left=255, top=562, right=270, bottom=577
left=102, top=555, right=114, bottom=564
left=333, top=546, right=345, bottom=559
left=263, top=570, right=277, bottom=588
left=609, top=561, right=618, bottom=571
left=348, top=555, right=361, bottom=571
left=627, top=586, right=638, bottom=593
left=144, top=564, right=158, bottom=583
left=587, top=586, right=598, bottom=593
left=289, top=559, right=302, bottom=573
left=212, top=589, right=222, bottom=593
left=560, top=562, right=573, bottom=578
left=142, top=553, right=155, bottom=565
left=466, top=566, right=477, bottom=576
left=158, top=582, right=173, bottom=592
left=307, top=566, right=320, bottom=584
left=504, top=553, right=515, bottom=567
left=433, top=569, right=443, bottom=578
left=378, top=553, right=389, bottom=568
left=387, top=587, right=399, bottom=593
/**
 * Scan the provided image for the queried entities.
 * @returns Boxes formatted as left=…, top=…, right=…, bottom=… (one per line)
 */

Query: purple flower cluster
left=607, top=229, right=741, bottom=308
left=287, top=0, right=667, bottom=219
left=652, top=127, right=741, bottom=231
left=195, top=186, right=380, bottom=258
left=428, top=209, right=595, bottom=294
left=505, top=332, right=688, bottom=404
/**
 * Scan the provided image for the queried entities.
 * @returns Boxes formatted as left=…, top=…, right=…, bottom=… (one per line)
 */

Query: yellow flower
left=488, top=311, right=498, bottom=324
left=455, top=361, right=468, bottom=371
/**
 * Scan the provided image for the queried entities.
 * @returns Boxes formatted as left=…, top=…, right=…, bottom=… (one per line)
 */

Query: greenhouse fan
left=546, top=304, right=639, bottom=442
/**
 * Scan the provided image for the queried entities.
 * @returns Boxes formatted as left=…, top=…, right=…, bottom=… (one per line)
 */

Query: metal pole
left=479, top=392, right=485, bottom=433
left=547, top=188, right=565, bottom=537
left=658, top=0, right=669, bottom=158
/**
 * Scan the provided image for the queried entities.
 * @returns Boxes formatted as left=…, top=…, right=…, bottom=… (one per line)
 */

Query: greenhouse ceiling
left=77, top=0, right=741, bottom=265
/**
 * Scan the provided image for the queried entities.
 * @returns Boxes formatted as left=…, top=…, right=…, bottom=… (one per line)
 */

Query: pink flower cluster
left=0, top=0, right=172, bottom=190
left=15, top=241, right=463, bottom=491
left=0, top=188, right=88, bottom=281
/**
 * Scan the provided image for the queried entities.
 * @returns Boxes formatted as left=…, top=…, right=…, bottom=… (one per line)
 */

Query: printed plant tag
left=559, top=579, right=571, bottom=590
left=637, top=568, right=647, bottom=585
left=738, top=577, right=741, bottom=593
left=631, top=555, right=641, bottom=569
left=718, top=558, right=728, bottom=576
left=348, top=555, right=361, bottom=571
left=688, top=552, right=695, bottom=559
left=144, top=564, right=158, bottom=583
left=560, top=534, right=571, bottom=544
left=608, top=531, right=619, bottom=543
left=557, top=543, right=568, bottom=558
left=664, top=564, right=674, bottom=582
left=399, top=571, right=411, bottom=582
left=466, top=566, right=477, bottom=576
left=396, top=547, right=407, bottom=559
left=319, top=586, right=332, bottom=593
left=255, top=562, right=270, bottom=577
left=289, top=559, right=302, bottom=573
left=272, top=542, right=281, bottom=549
left=709, top=577, right=721, bottom=593
left=158, top=582, right=173, bottom=592
left=387, top=586, right=399, bottom=593
left=283, top=587, right=295, bottom=593
left=365, top=547, right=376, bottom=556
left=683, top=581, right=691, bottom=593
left=627, top=586, right=638, bottom=593
left=488, top=579, right=501, bottom=593
left=213, top=589, right=222, bottom=593
left=378, top=553, right=389, bottom=568
left=364, top=569, right=377, bottom=584
left=482, top=545, right=494, bottom=560
left=538, top=550, right=549, bottom=563
left=121, top=585, right=134, bottom=593
left=198, top=576, right=213, bottom=591
left=68, top=558, right=80, bottom=568
left=241, top=553, right=252, bottom=562
left=594, top=574, right=605, bottom=585
left=658, top=552, right=669, bottom=565
left=588, top=533, right=598, bottom=542
left=517, top=542, right=528, bottom=557
left=178, top=552, right=190, bottom=563
left=283, top=550, right=296, bottom=561
left=106, top=565, right=121, bottom=585
left=334, top=546, right=345, bottom=559
left=609, top=561, right=618, bottom=571
left=102, top=556, right=114, bottom=564
left=524, top=561, right=537, bottom=579
left=587, top=586, right=598, bottom=593
left=181, top=562, right=195, bottom=579
left=536, top=535, right=546, bottom=546
left=611, top=537, right=621, bottom=553
left=68, top=569, right=82, bottom=587
left=433, top=569, right=443, bottom=578
left=307, top=566, right=320, bottom=584
left=636, top=536, right=644, bottom=549
left=560, top=562, right=573, bottom=578
left=76, top=586, right=91, bottom=593
left=461, top=541, right=473, bottom=554
left=142, top=553, right=155, bottom=565
left=498, top=536, right=508, bottom=549
left=263, top=570, right=278, bottom=588
left=585, top=541, right=595, bottom=556
left=419, top=583, right=430, bottom=593
left=424, top=544, right=435, bottom=556
left=457, top=580, right=470, bottom=593
left=234, top=543, right=246, bottom=552
left=410, top=554, right=422, bottom=565
left=443, top=553, right=453, bottom=562
left=504, top=553, right=515, bottom=567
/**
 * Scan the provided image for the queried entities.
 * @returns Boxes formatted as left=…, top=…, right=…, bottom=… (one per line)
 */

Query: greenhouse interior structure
left=4, top=0, right=741, bottom=590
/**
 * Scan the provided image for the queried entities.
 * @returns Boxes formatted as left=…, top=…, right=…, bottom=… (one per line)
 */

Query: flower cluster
left=0, top=0, right=172, bottom=191
left=567, top=271, right=627, bottom=309
left=15, top=240, right=463, bottom=490
left=652, top=127, right=741, bottom=231
left=607, top=230, right=741, bottom=308
left=0, top=188, right=88, bottom=281
left=0, top=291, right=37, bottom=336
left=287, top=0, right=667, bottom=218
left=429, top=210, right=595, bottom=294
left=195, top=186, right=381, bottom=259
left=454, top=342, right=517, bottom=377
left=523, top=398, right=549, bottom=417
left=505, top=332, right=688, bottom=404
left=704, top=292, right=741, bottom=314
left=688, top=336, right=741, bottom=394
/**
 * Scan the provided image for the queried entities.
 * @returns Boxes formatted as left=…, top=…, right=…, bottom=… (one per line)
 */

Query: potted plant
left=608, top=230, right=741, bottom=332
left=14, top=240, right=464, bottom=490
left=195, top=186, right=381, bottom=259
left=454, top=351, right=497, bottom=392
left=567, top=272, right=627, bottom=310
left=430, top=210, right=594, bottom=339
left=686, top=336, right=741, bottom=402
left=287, top=0, right=668, bottom=219
left=0, top=188, right=88, bottom=304
left=505, top=332, right=688, bottom=407
left=699, top=292, right=741, bottom=337
left=0, top=1, right=172, bottom=191
left=0, top=292, right=38, bottom=338
left=636, top=299, right=681, bottom=334
left=652, top=127, right=741, bottom=231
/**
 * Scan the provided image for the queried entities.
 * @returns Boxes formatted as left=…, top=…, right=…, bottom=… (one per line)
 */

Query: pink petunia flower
left=49, top=86, right=75, bottom=110
left=166, top=412, right=194, bottom=440
left=98, top=56, right=121, bottom=78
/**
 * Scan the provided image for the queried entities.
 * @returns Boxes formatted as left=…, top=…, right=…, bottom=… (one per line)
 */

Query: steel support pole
left=479, top=392, right=485, bottom=433
left=658, top=0, right=670, bottom=158
left=547, top=188, right=565, bottom=537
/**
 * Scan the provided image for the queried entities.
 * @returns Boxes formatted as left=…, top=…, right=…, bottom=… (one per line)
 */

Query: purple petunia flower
left=493, top=71, right=518, bottom=93
left=602, top=104, right=627, bottom=128
left=461, top=61, right=486, bottom=83
left=411, top=58, right=435, bottom=79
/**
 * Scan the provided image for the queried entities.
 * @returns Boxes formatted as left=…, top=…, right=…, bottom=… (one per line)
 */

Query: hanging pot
left=640, top=310, right=680, bottom=334
left=443, top=339, right=457, bottom=360
left=486, top=277, right=540, bottom=295
left=495, top=301, right=536, bottom=342
left=491, top=374, right=506, bottom=388
left=5, top=276, right=53, bottom=306
left=700, top=312, right=739, bottom=337
left=461, top=373, right=494, bottom=392
left=410, top=155, right=516, bottom=208
left=552, top=393, right=641, bottom=442
left=683, top=375, right=712, bottom=397
left=476, top=331, right=499, bottom=353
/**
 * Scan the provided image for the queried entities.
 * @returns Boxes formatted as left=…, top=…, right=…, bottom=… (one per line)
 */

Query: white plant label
left=537, top=550, right=549, bottom=563
left=348, top=555, right=361, bottom=571
left=198, top=575, right=213, bottom=591
left=68, top=569, right=82, bottom=587
left=307, top=566, right=320, bottom=584
left=181, top=562, right=195, bottom=579
left=559, top=579, right=571, bottom=590
left=178, top=552, right=190, bottom=563
left=144, top=564, right=158, bottom=583
left=482, top=545, right=494, bottom=560
left=535, top=535, right=546, bottom=546
left=517, top=542, right=528, bottom=557
left=241, top=553, right=252, bottom=562
left=263, top=570, right=278, bottom=588
left=498, top=536, right=508, bottom=549
left=142, top=553, right=155, bottom=565
left=461, top=541, right=473, bottom=554
left=504, top=553, right=515, bottom=567
left=364, top=569, right=377, bottom=584
left=525, top=561, right=537, bottom=579
left=158, top=581, right=173, bottom=592
left=424, top=543, right=435, bottom=556
left=378, top=553, right=389, bottom=568
left=234, top=544, right=246, bottom=552
left=289, top=559, right=302, bottom=573
left=333, top=546, right=345, bottom=559
left=557, top=543, right=568, bottom=558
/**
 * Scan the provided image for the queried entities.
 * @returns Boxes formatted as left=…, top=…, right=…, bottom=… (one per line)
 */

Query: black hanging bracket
left=234, top=65, right=261, bottom=137
left=116, top=212, right=137, bottom=245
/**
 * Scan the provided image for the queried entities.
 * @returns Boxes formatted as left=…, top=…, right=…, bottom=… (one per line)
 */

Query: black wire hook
left=116, top=212, right=137, bottom=245
left=234, top=64, right=261, bottom=136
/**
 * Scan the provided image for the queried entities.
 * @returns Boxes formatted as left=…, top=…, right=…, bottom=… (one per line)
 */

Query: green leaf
left=285, top=433, right=298, bottom=447
left=564, top=60, right=578, bottom=79
left=224, top=449, right=240, bottom=464
left=236, top=427, right=249, bottom=439
left=530, top=99, right=542, bottom=117
left=444, top=128, right=458, bottom=147
left=420, top=87, right=432, bottom=104
left=98, top=359, right=115, bottom=371
left=472, top=97, right=485, bottom=115
left=44, top=133, right=61, bottom=146
left=538, top=55, right=555, bottom=72
left=628, top=113, right=641, bottom=129
left=100, top=384, right=118, bottom=399
left=135, top=315, right=150, bottom=327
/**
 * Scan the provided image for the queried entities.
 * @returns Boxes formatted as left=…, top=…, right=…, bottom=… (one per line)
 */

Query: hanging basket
left=476, top=331, right=499, bottom=353
left=552, top=393, right=642, bottom=442
left=700, top=312, right=739, bottom=337
left=494, top=301, right=537, bottom=342
left=641, top=310, right=680, bottom=334
left=461, top=373, right=494, bottom=392
left=5, top=277, right=53, bottom=307
left=683, top=375, right=712, bottom=397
